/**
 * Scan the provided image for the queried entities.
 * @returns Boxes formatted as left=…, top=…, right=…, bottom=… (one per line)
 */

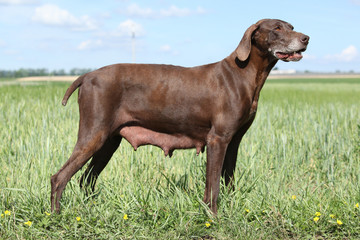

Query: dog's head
left=236, top=19, right=309, bottom=62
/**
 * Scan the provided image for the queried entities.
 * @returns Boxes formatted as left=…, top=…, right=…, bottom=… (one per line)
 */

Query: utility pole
left=131, top=31, right=136, bottom=63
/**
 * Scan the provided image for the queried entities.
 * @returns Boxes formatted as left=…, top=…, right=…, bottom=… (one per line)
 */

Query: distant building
left=270, top=69, right=296, bottom=75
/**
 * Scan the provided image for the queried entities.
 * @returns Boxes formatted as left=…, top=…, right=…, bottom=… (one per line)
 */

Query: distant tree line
left=0, top=68, right=94, bottom=78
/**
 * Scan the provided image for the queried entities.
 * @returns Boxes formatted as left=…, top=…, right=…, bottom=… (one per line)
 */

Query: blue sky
left=1, top=0, right=360, bottom=72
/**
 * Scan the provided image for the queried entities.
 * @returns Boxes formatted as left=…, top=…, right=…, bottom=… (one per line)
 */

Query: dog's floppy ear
left=235, top=23, right=259, bottom=61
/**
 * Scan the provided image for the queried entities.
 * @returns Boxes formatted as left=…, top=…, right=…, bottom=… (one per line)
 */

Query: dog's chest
left=249, top=100, right=258, bottom=117
left=248, top=85, right=262, bottom=117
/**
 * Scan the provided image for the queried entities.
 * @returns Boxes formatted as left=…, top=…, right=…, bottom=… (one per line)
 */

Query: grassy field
left=0, top=78, right=359, bottom=239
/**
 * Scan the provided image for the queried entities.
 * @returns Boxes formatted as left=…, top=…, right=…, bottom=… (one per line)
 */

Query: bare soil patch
left=17, top=76, right=79, bottom=82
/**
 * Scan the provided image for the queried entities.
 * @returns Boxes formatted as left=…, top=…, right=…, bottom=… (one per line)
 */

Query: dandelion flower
left=355, top=203, right=359, bottom=208
left=337, top=219, right=343, bottom=225
left=329, top=214, right=335, bottom=219
left=76, top=217, right=81, bottom=222
left=245, top=209, right=250, bottom=213
left=24, top=221, right=32, bottom=227
left=1, top=214, right=4, bottom=218
left=45, top=212, right=51, bottom=216
left=205, top=222, right=211, bottom=228
left=123, top=214, right=128, bottom=220
left=313, top=217, right=319, bottom=223
left=291, top=195, right=296, bottom=200
left=4, top=210, right=11, bottom=216
left=315, top=212, right=321, bottom=217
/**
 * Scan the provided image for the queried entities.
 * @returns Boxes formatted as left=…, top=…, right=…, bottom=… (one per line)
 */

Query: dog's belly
left=119, top=126, right=206, bottom=157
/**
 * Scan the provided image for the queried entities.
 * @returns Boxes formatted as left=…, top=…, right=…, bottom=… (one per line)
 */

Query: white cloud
left=325, top=45, right=359, bottom=62
left=126, top=4, right=154, bottom=18
left=160, top=44, right=172, bottom=52
left=159, top=44, right=178, bottom=55
left=78, top=39, right=103, bottom=51
left=32, top=4, right=98, bottom=31
left=351, top=0, right=360, bottom=5
left=0, top=0, right=37, bottom=5
left=124, top=4, right=206, bottom=18
left=160, top=5, right=191, bottom=17
left=338, top=45, right=358, bottom=61
left=90, top=19, right=144, bottom=51
left=116, top=19, right=144, bottom=37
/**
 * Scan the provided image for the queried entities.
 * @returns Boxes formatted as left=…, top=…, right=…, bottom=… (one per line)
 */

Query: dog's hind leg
left=50, top=129, right=109, bottom=213
left=79, top=135, right=122, bottom=194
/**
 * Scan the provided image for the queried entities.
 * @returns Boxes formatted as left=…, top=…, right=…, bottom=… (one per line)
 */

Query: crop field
left=0, top=78, right=359, bottom=239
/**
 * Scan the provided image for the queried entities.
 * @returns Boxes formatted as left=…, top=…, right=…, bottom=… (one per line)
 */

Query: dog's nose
left=300, top=34, right=309, bottom=44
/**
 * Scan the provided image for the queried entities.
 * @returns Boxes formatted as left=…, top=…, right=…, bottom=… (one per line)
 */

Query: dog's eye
left=274, top=26, right=281, bottom=31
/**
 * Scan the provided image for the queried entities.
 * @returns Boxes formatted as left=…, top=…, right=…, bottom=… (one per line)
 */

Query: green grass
left=0, top=78, right=360, bottom=239
left=268, top=77, right=360, bottom=84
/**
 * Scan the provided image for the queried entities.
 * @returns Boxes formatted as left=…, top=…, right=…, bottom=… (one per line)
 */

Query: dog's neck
left=226, top=46, right=278, bottom=88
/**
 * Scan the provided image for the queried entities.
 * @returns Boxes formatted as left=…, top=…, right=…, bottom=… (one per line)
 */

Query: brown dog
left=51, top=19, right=309, bottom=214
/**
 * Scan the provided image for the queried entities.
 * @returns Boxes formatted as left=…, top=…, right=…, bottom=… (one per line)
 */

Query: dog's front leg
left=203, top=132, right=231, bottom=214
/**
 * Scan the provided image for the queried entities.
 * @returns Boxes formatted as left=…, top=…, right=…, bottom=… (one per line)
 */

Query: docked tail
left=61, top=75, right=85, bottom=106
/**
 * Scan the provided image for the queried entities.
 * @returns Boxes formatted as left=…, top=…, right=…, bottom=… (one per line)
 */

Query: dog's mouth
left=275, top=48, right=306, bottom=62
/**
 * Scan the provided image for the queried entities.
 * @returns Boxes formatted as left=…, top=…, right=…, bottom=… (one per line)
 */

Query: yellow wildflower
left=1, top=214, right=4, bottom=218
left=337, top=219, right=343, bottom=225
left=4, top=210, right=11, bottom=216
left=76, top=217, right=81, bottom=222
left=329, top=214, right=335, bottom=219
left=291, top=195, right=296, bottom=200
left=24, top=221, right=32, bottom=227
left=315, top=212, right=321, bottom=217
left=245, top=209, right=250, bottom=213
left=355, top=203, right=359, bottom=208
left=45, top=212, right=51, bottom=216
left=205, top=222, right=211, bottom=228
left=123, top=214, right=128, bottom=220
left=313, top=217, right=320, bottom=223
